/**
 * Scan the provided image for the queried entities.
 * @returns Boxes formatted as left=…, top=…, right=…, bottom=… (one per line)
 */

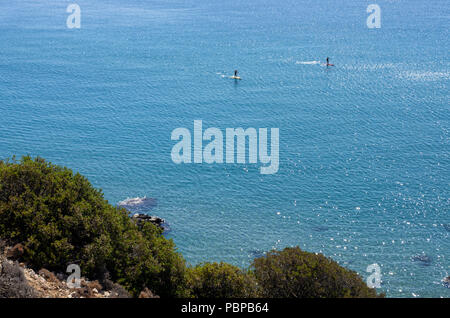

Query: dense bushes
left=0, top=156, right=382, bottom=298
left=187, top=262, right=260, bottom=298
left=0, top=156, right=187, bottom=297
left=252, top=247, right=381, bottom=298
left=186, top=249, right=381, bottom=298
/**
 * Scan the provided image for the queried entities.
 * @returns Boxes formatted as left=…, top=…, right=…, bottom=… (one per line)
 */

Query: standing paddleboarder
left=326, top=57, right=334, bottom=67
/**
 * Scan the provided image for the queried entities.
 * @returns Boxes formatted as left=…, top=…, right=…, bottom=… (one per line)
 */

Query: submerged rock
left=118, top=197, right=157, bottom=210
left=411, top=253, right=432, bottom=266
left=442, top=276, right=450, bottom=289
left=311, top=225, right=329, bottom=232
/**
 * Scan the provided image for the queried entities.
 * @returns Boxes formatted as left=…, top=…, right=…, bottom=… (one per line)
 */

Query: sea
left=0, top=0, right=448, bottom=297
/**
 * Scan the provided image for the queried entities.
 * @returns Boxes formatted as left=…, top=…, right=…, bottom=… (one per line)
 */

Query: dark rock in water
left=411, top=253, right=432, bottom=266
left=131, top=213, right=165, bottom=228
left=443, top=277, right=450, bottom=289
left=311, top=225, right=329, bottom=232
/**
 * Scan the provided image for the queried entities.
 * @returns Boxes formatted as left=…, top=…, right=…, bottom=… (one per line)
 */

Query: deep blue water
left=0, top=0, right=449, bottom=297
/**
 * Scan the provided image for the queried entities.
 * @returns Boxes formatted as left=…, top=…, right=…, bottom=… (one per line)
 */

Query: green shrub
left=188, top=262, right=260, bottom=298
left=252, top=247, right=382, bottom=298
left=0, top=156, right=188, bottom=297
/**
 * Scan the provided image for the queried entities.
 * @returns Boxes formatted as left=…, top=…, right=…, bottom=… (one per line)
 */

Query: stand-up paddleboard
left=230, top=76, right=242, bottom=80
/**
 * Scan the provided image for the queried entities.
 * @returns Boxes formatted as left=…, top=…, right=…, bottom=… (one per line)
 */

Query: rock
left=139, top=287, right=159, bottom=298
left=132, top=213, right=165, bottom=228
left=39, top=268, right=60, bottom=284
left=311, top=225, right=329, bottom=232
left=101, top=279, right=132, bottom=298
left=443, top=276, right=450, bottom=289
left=6, top=243, right=24, bottom=260
left=118, top=197, right=158, bottom=212
left=0, top=255, right=36, bottom=298
left=1, top=243, right=117, bottom=298
left=411, top=253, right=432, bottom=266
left=88, top=280, right=102, bottom=292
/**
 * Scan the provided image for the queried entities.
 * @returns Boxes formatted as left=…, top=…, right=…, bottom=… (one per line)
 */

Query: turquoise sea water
left=0, top=0, right=449, bottom=297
